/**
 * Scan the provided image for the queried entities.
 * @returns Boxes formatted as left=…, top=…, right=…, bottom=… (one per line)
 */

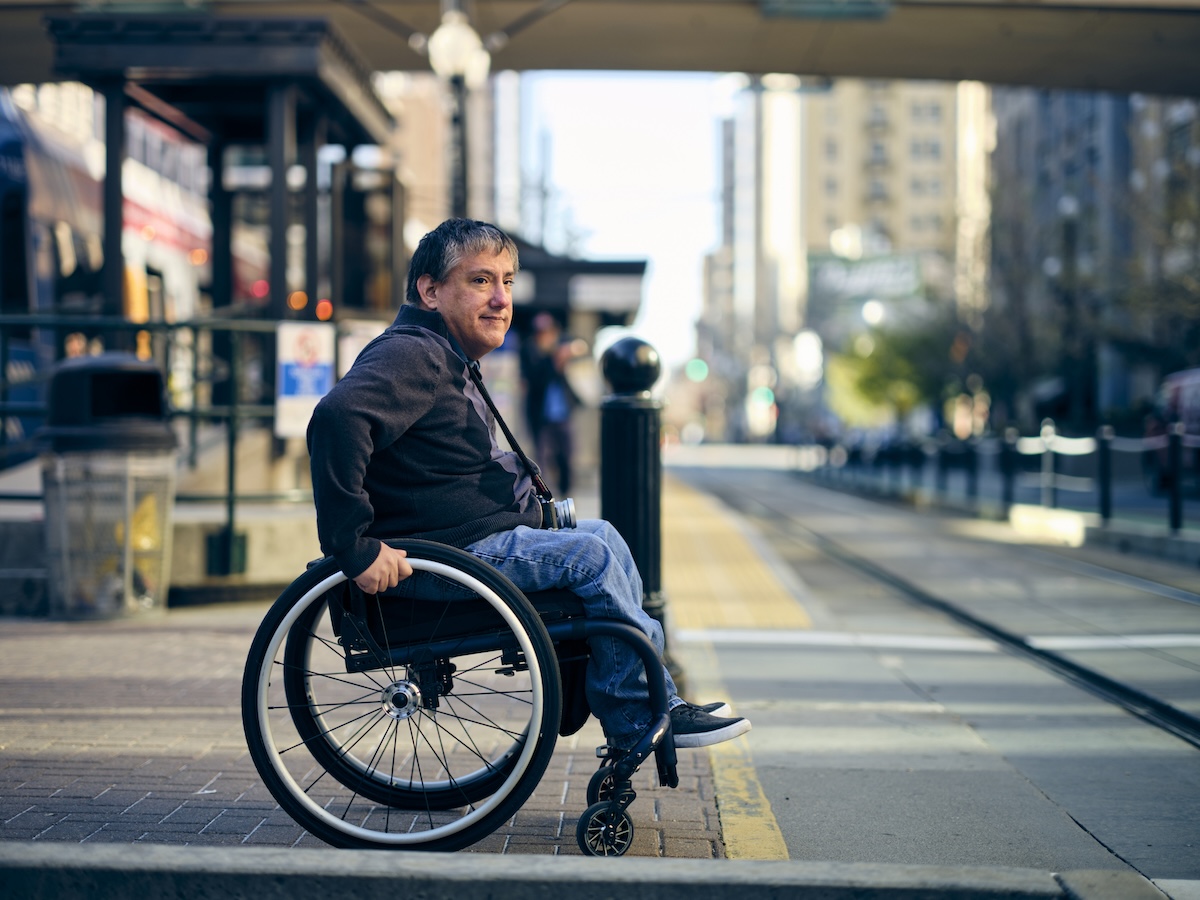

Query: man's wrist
left=338, top=537, right=382, bottom=581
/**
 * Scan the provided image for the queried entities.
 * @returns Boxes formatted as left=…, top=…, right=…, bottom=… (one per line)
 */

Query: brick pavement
left=0, top=601, right=723, bottom=856
left=0, top=470, right=803, bottom=857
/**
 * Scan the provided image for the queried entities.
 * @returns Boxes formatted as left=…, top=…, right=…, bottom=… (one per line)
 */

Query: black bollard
left=1169, top=423, right=1184, bottom=533
left=1001, top=428, right=1017, bottom=509
left=965, top=439, right=978, bottom=501
left=1098, top=425, right=1113, bottom=524
left=598, top=338, right=672, bottom=662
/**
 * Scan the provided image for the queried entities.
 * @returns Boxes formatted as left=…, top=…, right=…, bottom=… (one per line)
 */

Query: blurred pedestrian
left=522, top=312, right=582, bottom=496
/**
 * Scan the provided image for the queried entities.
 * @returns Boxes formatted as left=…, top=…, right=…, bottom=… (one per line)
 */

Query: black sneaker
left=695, top=701, right=732, bottom=718
left=671, top=703, right=751, bottom=748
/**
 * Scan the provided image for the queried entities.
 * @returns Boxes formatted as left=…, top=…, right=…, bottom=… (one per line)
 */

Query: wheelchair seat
left=241, top=538, right=677, bottom=857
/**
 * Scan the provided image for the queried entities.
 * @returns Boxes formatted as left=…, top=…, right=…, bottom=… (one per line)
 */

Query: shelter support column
left=101, top=80, right=127, bottom=333
left=209, top=142, right=232, bottom=309
left=267, top=84, right=297, bottom=324
left=300, top=115, right=326, bottom=320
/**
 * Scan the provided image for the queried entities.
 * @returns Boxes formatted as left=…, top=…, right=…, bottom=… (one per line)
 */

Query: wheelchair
left=241, top=538, right=680, bottom=856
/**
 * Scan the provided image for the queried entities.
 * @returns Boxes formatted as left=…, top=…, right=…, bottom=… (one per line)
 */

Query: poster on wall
left=275, top=321, right=336, bottom=439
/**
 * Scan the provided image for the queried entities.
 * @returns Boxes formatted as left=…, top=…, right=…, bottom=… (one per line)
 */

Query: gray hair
left=406, top=218, right=519, bottom=304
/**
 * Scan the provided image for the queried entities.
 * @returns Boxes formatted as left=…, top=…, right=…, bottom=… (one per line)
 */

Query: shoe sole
left=673, top=717, right=752, bottom=749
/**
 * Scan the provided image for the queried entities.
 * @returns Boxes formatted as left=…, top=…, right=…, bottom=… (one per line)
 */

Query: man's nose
left=490, top=284, right=511, bottom=307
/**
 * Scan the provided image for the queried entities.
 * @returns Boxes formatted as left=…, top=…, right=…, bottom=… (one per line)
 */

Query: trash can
left=37, top=353, right=178, bottom=618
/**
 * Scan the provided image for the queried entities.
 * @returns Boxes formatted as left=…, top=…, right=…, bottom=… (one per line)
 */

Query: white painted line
left=678, top=629, right=1200, bottom=653
left=1028, top=634, right=1200, bottom=650
left=676, top=629, right=1000, bottom=652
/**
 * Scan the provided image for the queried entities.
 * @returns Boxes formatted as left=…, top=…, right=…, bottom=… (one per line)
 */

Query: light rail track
left=696, top=476, right=1200, bottom=753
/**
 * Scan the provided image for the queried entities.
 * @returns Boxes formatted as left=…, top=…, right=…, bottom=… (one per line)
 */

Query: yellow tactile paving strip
left=661, top=474, right=801, bottom=860
left=662, top=475, right=812, bottom=632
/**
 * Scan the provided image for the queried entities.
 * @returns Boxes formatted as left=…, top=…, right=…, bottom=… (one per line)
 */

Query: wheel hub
left=381, top=681, right=422, bottom=719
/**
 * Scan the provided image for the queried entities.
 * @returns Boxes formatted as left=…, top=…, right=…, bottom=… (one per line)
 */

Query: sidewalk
left=0, top=474, right=725, bottom=859
left=0, top=466, right=1173, bottom=898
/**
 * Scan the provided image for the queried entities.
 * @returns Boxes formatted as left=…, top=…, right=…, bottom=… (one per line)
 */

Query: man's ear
left=416, top=274, right=438, bottom=310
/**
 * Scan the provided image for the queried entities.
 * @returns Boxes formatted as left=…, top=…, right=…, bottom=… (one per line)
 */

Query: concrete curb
left=0, top=842, right=1158, bottom=900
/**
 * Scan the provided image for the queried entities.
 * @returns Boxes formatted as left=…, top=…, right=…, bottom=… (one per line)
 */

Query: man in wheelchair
left=307, top=217, right=750, bottom=754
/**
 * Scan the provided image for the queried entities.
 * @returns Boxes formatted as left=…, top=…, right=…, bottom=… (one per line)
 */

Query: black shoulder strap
left=466, top=360, right=554, bottom=501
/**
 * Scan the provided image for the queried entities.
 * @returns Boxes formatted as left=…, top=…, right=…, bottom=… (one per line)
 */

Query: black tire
left=242, top=539, right=562, bottom=850
left=576, top=801, right=634, bottom=857
left=586, top=765, right=616, bottom=806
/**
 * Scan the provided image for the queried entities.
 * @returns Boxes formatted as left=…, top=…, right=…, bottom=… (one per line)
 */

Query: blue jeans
left=392, top=520, right=681, bottom=747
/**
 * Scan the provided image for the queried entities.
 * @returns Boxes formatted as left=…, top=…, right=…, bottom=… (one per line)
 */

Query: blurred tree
left=1117, top=269, right=1200, bottom=375
left=1116, top=168, right=1200, bottom=377
left=972, top=201, right=1054, bottom=432
left=837, top=309, right=966, bottom=427
left=1112, top=103, right=1200, bottom=388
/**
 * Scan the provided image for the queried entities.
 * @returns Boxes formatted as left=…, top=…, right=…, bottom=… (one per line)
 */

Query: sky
left=519, top=72, right=728, bottom=371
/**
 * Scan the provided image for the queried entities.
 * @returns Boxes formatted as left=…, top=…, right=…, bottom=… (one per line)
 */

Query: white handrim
left=252, top=559, right=546, bottom=845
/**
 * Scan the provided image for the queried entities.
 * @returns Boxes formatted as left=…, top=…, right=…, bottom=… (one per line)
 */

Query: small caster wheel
left=586, top=766, right=616, bottom=805
left=576, top=801, right=634, bottom=857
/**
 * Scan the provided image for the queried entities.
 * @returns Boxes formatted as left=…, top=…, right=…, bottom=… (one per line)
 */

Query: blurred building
left=1124, top=95, right=1200, bottom=397
left=988, top=87, right=1136, bottom=429
left=804, top=80, right=961, bottom=261
left=695, top=75, right=808, bottom=443
left=802, top=80, right=975, bottom=355
left=374, top=68, right=498, bottom=243
left=697, top=77, right=987, bottom=443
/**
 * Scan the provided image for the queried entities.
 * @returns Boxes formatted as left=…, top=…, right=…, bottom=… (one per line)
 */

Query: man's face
left=417, top=249, right=515, bottom=360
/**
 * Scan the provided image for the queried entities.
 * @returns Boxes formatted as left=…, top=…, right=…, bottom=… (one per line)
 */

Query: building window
left=911, top=177, right=943, bottom=197
left=910, top=138, right=942, bottom=162
left=825, top=176, right=838, bottom=197
left=911, top=100, right=943, bottom=123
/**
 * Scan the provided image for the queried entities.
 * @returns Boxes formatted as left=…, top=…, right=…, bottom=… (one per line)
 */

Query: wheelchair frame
left=241, top=538, right=679, bottom=856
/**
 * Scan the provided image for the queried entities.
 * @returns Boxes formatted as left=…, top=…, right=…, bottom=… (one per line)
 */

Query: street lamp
left=1055, top=194, right=1090, bottom=429
left=424, top=9, right=490, bottom=218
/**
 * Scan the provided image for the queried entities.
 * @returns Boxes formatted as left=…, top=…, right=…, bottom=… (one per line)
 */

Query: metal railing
left=807, top=418, right=1200, bottom=536
left=0, top=313, right=322, bottom=575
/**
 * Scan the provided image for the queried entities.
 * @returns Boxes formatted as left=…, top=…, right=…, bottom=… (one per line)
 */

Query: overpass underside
left=1, top=1, right=1199, bottom=96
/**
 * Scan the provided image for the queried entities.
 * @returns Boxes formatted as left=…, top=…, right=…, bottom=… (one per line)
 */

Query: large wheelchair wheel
left=242, top=539, right=563, bottom=850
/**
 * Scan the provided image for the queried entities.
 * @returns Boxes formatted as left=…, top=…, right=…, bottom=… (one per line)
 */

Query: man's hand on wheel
left=353, top=544, right=413, bottom=595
